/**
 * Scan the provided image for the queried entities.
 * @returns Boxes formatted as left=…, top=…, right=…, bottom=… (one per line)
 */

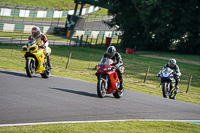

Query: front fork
left=99, top=74, right=108, bottom=90
left=27, top=57, right=36, bottom=69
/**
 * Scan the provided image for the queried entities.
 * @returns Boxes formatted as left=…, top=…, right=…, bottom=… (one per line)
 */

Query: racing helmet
left=31, top=27, right=41, bottom=38
left=168, top=58, right=176, bottom=67
left=107, top=46, right=116, bottom=58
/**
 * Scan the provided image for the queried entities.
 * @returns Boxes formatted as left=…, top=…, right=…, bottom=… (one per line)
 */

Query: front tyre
left=162, top=82, right=168, bottom=98
left=97, top=79, right=107, bottom=98
left=26, top=59, right=35, bottom=78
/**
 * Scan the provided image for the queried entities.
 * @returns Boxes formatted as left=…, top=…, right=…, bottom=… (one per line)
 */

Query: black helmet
left=107, top=46, right=116, bottom=58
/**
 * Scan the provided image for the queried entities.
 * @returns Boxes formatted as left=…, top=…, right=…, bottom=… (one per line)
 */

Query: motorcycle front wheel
left=162, top=82, right=168, bottom=98
left=26, top=59, right=35, bottom=78
left=97, top=79, right=107, bottom=98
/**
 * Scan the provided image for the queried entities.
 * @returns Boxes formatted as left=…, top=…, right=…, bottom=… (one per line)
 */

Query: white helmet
left=168, top=58, right=176, bottom=67
left=106, top=46, right=116, bottom=58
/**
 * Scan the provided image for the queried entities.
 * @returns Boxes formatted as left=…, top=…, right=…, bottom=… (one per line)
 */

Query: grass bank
left=0, top=121, right=200, bottom=133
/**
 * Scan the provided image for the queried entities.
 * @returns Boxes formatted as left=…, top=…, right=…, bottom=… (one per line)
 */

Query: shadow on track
left=0, top=70, right=27, bottom=77
left=0, top=70, right=41, bottom=78
left=50, top=87, right=98, bottom=98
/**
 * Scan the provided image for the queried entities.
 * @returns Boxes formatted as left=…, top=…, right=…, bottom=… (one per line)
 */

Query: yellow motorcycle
left=22, top=40, right=51, bottom=78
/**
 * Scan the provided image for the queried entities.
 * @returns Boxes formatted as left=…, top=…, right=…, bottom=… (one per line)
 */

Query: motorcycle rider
left=103, top=46, right=124, bottom=91
left=28, top=26, right=52, bottom=67
left=158, top=58, right=181, bottom=92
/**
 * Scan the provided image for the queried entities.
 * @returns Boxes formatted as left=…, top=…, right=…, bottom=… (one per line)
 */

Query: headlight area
left=22, top=47, right=27, bottom=51
left=29, top=46, right=37, bottom=51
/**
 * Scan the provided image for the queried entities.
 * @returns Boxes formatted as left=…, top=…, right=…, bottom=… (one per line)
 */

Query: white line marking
left=0, top=119, right=200, bottom=127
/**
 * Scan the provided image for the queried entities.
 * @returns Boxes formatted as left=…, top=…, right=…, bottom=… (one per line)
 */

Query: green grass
left=0, top=121, right=200, bottom=133
left=0, top=0, right=77, bottom=10
left=0, top=45, right=200, bottom=105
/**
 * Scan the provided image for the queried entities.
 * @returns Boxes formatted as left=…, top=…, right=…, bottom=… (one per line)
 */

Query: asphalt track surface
left=0, top=70, right=200, bottom=125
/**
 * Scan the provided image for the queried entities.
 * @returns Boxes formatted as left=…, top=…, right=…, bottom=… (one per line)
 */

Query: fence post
left=95, top=34, right=99, bottom=45
left=144, top=66, right=150, bottom=83
left=90, top=35, right=93, bottom=46
left=66, top=52, right=72, bottom=69
left=86, top=35, right=88, bottom=46
left=20, top=35, right=23, bottom=45
left=76, top=36, right=79, bottom=47
left=117, top=35, right=120, bottom=45
left=186, top=75, right=192, bottom=93
left=69, top=36, right=72, bottom=47
left=101, top=34, right=105, bottom=46
left=79, top=35, right=83, bottom=47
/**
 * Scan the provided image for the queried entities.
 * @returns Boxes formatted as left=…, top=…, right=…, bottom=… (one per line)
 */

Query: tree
left=100, top=0, right=200, bottom=54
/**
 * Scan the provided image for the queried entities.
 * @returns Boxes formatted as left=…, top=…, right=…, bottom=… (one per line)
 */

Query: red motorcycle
left=96, top=57, right=124, bottom=98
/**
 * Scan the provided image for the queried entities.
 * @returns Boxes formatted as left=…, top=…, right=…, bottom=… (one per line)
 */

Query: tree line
left=97, top=0, right=200, bottom=54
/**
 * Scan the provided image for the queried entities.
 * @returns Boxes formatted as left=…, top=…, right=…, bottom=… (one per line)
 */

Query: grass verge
left=0, top=121, right=200, bottom=133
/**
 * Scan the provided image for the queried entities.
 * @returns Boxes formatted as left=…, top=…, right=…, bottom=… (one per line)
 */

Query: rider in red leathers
left=28, top=26, right=52, bottom=67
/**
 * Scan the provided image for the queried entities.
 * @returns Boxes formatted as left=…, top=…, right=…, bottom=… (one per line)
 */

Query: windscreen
left=99, top=57, right=113, bottom=66
left=162, top=67, right=173, bottom=73
left=27, top=40, right=36, bottom=47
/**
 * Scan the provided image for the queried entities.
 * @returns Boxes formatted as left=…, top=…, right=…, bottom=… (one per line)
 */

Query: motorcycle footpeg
left=47, top=67, right=52, bottom=70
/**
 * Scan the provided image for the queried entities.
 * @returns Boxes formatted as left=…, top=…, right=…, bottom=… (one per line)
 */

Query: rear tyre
left=41, top=66, right=51, bottom=79
left=169, top=89, right=176, bottom=100
left=26, top=59, right=35, bottom=78
left=97, top=79, right=106, bottom=98
left=113, top=88, right=124, bottom=98
left=162, top=82, right=168, bottom=98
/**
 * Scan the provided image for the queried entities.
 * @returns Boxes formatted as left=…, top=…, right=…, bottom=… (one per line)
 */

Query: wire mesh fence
left=0, top=3, right=113, bottom=31
left=0, top=34, right=122, bottom=47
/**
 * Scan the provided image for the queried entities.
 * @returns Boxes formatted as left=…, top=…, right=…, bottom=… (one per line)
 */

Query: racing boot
left=47, top=55, right=52, bottom=68
left=120, top=80, right=124, bottom=90
left=119, top=79, right=124, bottom=92
left=175, top=79, right=179, bottom=94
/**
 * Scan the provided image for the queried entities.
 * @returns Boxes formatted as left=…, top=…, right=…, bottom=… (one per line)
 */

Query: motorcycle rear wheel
left=113, top=88, right=124, bottom=98
left=41, top=69, right=51, bottom=78
left=169, top=89, right=176, bottom=100
left=26, top=59, right=35, bottom=78
left=97, top=79, right=106, bottom=98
